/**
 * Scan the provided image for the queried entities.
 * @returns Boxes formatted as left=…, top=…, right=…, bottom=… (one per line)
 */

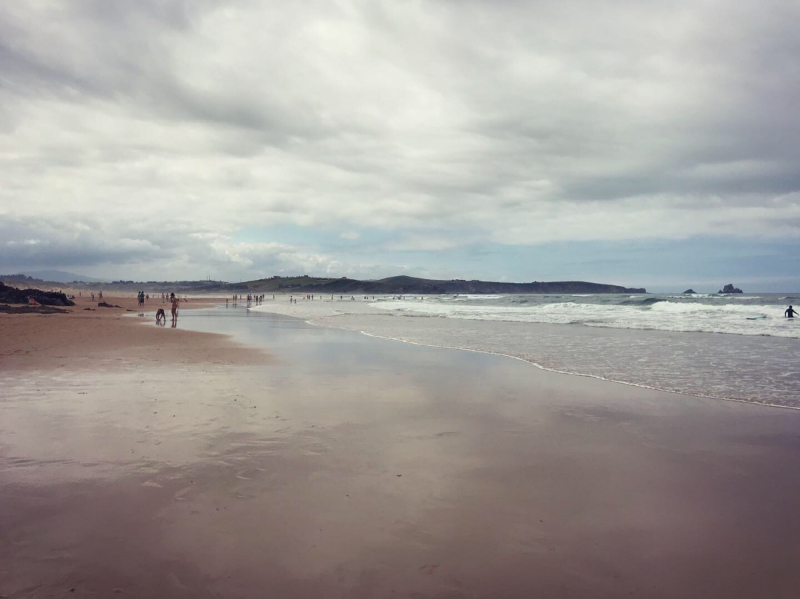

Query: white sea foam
left=370, top=299, right=800, bottom=338
left=447, top=294, right=505, bottom=301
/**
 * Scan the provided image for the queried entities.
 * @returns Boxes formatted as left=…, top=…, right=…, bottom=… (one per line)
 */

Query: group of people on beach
left=226, top=294, right=266, bottom=307
left=137, top=291, right=149, bottom=306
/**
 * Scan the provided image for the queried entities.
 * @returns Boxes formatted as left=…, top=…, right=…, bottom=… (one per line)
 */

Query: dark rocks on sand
left=98, top=301, right=122, bottom=308
left=0, top=282, right=75, bottom=306
left=683, top=289, right=697, bottom=294
left=718, top=284, right=743, bottom=294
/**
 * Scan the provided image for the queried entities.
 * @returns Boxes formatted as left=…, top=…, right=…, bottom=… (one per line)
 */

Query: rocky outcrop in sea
left=718, top=284, right=743, bottom=294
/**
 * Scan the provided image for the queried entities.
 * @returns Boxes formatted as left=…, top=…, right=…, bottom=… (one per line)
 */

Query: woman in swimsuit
left=170, top=293, right=179, bottom=324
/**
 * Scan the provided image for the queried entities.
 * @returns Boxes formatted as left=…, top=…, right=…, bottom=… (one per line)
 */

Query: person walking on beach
left=170, top=293, right=179, bottom=324
left=786, top=305, right=798, bottom=319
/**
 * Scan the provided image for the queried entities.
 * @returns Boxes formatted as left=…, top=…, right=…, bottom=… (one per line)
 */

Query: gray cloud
left=0, top=214, right=351, bottom=282
left=0, top=216, right=163, bottom=267
left=1, top=0, right=799, bottom=280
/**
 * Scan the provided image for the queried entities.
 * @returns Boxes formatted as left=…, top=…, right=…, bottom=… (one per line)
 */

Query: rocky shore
left=0, top=282, right=75, bottom=306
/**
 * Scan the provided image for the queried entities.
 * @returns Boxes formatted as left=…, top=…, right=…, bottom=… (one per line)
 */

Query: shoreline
left=249, top=301, right=800, bottom=410
left=4, top=303, right=800, bottom=597
left=356, top=327, right=800, bottom=412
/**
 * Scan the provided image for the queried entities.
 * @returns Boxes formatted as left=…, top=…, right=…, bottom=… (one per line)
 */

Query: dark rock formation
left=0, top=282, right=75, bottom=306
left=718, top=284, right=743, bottom=294
left=97, top=301, right=122, bottom=308
left=683, top=289, right=696, bottom=294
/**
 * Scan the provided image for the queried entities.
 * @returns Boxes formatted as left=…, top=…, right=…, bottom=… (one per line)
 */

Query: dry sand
left=0, top=295, right=269, bottom=371
left=2, top=302, right=800, bottom=598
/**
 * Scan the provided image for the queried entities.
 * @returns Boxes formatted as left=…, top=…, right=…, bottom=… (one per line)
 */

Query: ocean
left=251, top=293, right=800, bottom=409
left=371, top=293, right=800, bottom=338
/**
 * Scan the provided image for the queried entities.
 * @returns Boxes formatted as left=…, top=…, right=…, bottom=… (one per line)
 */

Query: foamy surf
left=370, top=297, right=800, bottom=338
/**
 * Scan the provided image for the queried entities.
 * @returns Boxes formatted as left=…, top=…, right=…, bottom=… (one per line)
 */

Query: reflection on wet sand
left=2, top=310, right=800, bottom=598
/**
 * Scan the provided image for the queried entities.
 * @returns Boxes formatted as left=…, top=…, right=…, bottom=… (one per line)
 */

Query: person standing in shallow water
left=170, top=293, right=179, bottom=324
left=786, top=305, right=798, bottom=318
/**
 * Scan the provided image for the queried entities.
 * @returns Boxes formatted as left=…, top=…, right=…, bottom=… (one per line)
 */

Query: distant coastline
left=1, top=273, right=646, bottom=295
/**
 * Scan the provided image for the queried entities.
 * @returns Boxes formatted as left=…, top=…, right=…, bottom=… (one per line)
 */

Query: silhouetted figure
left=786, top=305, right=798, bottom=319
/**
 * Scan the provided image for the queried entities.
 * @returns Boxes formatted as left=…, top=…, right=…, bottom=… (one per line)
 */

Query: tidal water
left=250, top=293, right=800, bottom=409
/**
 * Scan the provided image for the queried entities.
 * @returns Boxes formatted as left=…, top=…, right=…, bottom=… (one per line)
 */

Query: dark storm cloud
left=1, top=0, right=799, bottom=279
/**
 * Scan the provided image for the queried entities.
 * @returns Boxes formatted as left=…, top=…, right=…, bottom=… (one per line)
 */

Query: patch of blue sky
left=233, top=225, right=799, bottom=292
left=347, top=237, right=799, bottom=293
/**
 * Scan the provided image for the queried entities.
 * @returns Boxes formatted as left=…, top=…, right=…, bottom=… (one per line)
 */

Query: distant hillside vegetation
left=1, top=270, right=106, bottom=283
left=218, top=275, right=646, bottom=294
left=3, top=273, right=645, bottom=294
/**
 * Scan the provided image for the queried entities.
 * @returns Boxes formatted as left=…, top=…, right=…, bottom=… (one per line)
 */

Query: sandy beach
left=5, top=0, right=800, bottom=596
left=2, top=302, right=800, bottom=598
left=0, top=295, right=268, bottom=371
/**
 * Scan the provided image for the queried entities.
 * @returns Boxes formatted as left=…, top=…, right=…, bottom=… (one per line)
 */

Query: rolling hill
left=220, top=275, right=646, bottom=295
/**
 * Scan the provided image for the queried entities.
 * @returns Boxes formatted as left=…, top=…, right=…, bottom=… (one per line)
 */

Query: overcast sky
left=1, top=0, right=799, bottom=291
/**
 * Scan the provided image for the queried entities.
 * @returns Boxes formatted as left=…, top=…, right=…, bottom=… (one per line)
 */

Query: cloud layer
left=1, top=0, right=799, bottom=281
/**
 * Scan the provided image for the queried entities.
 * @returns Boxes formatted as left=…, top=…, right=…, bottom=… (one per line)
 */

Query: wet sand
left=2, top=307, right=800, bottom=598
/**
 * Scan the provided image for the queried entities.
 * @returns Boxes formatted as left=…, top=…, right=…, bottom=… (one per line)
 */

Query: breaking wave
left=371, top=295, right=800, bottom=338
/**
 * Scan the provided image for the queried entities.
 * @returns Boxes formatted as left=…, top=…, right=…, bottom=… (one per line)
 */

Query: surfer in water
left=785, top=305, right=798, bottom=319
